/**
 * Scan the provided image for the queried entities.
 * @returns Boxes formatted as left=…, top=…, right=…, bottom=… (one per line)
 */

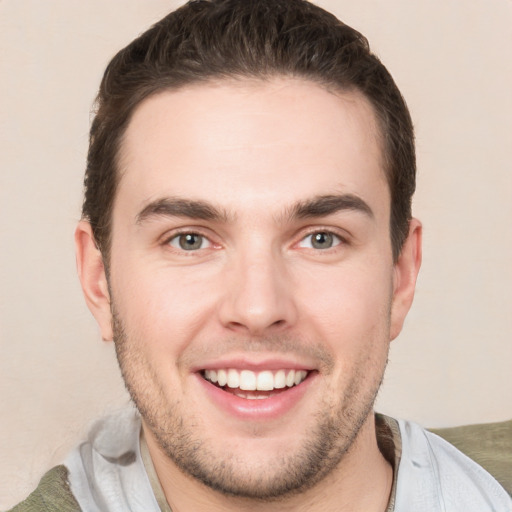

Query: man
left=10, top=0, right=511, bottom=510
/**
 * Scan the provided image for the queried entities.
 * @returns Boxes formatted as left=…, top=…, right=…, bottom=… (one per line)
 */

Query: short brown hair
left=83, top=0, right=415, bottom=262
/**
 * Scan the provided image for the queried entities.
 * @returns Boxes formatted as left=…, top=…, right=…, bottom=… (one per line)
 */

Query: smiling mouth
left=201, top=368, right=310, bottom=400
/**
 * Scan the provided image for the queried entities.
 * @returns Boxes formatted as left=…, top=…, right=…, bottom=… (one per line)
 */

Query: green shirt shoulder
left=7, top=465, right=81, bottom=512
left=431, top=419, right=512, bottom=496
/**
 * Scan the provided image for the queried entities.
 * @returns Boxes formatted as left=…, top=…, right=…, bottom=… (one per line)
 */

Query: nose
left=218, top=248, right=298, bottom=335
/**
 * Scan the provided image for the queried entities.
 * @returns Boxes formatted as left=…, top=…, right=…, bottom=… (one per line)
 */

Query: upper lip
left=191, top=356, right=316, bottom=373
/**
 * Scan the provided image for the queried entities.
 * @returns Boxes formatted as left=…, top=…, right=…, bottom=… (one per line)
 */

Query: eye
left=168, top=233, right=211, bottom=251
left=298, top=231, right=341, bottom=250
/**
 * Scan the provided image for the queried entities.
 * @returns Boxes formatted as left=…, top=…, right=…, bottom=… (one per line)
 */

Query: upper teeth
left=203, top=369, right=308, bottom=391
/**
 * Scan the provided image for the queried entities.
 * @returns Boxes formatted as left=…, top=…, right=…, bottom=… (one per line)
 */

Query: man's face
left=99, top=78, right=411, bottom=498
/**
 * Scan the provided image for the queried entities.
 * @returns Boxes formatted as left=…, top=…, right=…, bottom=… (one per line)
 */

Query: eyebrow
left=285, top=194, right=374, bottom=221
left=136, top=197, right=231, bottom=224
left=135, top=193, right=374, bottom=226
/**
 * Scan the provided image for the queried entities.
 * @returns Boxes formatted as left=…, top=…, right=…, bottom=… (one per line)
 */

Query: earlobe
left=390, top=218, right=422, bottom=341
left=75, top=220, right=113, bottom=341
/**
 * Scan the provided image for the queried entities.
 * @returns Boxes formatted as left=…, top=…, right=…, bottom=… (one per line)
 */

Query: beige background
left=1, top=0, right=511, bottom=507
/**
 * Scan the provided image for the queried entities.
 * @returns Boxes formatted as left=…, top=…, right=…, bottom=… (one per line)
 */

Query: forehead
left=116, top=78, right=388, bottom=219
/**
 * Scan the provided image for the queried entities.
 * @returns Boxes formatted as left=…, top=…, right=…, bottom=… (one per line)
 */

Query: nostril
left=226, top=321, right=248, bottom=331
left=225, top=318, right=288, bottom=335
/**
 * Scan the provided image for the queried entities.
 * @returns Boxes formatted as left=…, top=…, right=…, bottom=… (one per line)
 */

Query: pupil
left=312, top=232, right=332, bottom=249
left=179, top=233, right=202, bottom=250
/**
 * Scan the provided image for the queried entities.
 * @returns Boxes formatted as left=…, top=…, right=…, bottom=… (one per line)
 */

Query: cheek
left=303, top=267, right=392, bottom=399
left=110, top=260, right=222, bottom=354
left=296, top=261, right=393, bottom=353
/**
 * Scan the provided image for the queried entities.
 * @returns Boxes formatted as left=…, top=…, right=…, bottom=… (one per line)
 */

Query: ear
left=75, top=220, right=113, bottom=341
left=390, top=218, right=422, bottom=341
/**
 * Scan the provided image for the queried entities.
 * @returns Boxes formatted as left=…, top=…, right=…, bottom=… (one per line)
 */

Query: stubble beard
left=111, top=308, right=388, bottom=501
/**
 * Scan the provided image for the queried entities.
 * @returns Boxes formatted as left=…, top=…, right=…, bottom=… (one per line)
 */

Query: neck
left=143, top=413, right=393, bottom=512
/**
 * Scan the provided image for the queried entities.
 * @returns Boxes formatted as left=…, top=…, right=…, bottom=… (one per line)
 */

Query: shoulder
left=395, top=418, right=512, bottom=511
left=7, top=465, right=81, bottom=512
left=430, top=418, right=512, bottom=497
left=63, top=408, right=160, bottom=511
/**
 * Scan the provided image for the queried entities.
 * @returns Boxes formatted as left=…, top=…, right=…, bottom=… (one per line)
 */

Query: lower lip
left=195, top=372, right=316, bottom=420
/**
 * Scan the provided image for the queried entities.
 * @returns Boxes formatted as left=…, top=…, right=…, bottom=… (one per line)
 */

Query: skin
left=76, top=78, right=421, bottom=512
